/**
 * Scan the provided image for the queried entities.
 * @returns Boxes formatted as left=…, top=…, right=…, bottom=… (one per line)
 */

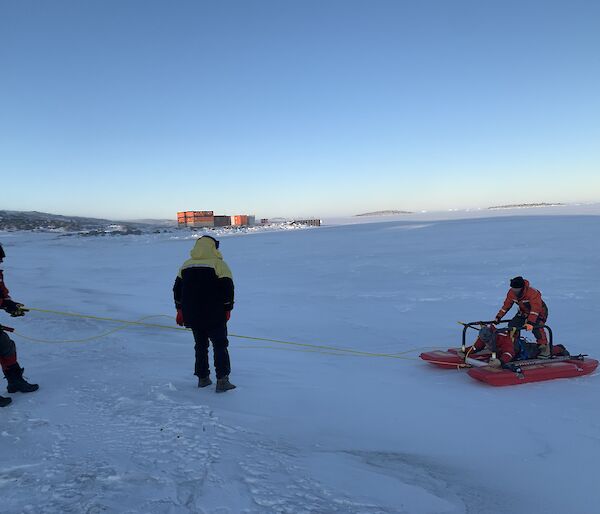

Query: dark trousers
left=192, top=324, right=231, bottom=379
left=508, top=303, right=549, bottom=344
left=0, top=330, right=17, bottom=370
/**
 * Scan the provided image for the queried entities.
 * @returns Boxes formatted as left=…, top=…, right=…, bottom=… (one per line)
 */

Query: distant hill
left=132, top=218, right=177, bottom=226
left=487, top=203, right=565, bottom=210
left=0, top=210, right=157, bottom=235
left=355, top=210, right=413, bottom=217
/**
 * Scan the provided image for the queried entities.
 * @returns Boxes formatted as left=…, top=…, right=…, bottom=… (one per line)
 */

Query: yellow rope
left=13, top=307, right=430, bottom=361
left=12, top=315, right=171, bottom=344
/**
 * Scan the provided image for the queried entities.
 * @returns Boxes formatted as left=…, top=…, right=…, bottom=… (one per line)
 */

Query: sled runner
left=420, top=320, right=598, bottom=386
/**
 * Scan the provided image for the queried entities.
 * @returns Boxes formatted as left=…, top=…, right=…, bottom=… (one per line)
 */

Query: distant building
left=177, top=211, right=214, bottom=227
left=213, top=215, right=231, bottom=227
left=231, top=215, right=249, bottom=226
left=176, top=212, right=318, bottom=228
left=177, top=211, right=255, bottom=228
left=291, top=219, right=321, bottom=227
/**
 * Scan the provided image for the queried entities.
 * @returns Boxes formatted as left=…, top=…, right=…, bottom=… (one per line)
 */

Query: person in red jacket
left=494, top=276, right=550, bottom=357
left=463, top=324, right=569, bottom=367
left=463, top=325, right=518, bottom=367
left=0, top=243, right=39, bottom=407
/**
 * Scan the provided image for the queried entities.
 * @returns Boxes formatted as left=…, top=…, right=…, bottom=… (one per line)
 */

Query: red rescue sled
left=467, top=356, right=598, bottom=386
left=420, top=320, right=598, bottom=386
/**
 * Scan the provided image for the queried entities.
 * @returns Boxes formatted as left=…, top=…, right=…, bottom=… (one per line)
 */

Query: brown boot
left=537, top=344, right=551, bottom=359
left=197, top=376, right=212, bottom=388
left=216, top=376, right=236, bottom=393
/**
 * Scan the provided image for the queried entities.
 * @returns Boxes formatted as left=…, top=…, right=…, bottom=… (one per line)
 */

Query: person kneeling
left=462, top=325, right=569, bottom=368
left=463, top=325, right=516, bottom=368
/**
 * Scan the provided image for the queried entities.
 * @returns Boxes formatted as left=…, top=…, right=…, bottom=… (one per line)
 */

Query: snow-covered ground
left=1, top=210, right=599, bottom=513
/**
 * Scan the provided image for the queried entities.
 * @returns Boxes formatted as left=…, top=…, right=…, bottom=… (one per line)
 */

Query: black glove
left=2, top=300, right=26, bottom=317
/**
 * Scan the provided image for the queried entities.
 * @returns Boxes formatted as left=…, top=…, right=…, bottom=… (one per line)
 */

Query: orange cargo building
left=177, top=211, right=255, bottom=228
left=177, top=211, right=215, bottom=227
left=231, top=215, right=249, bottom=226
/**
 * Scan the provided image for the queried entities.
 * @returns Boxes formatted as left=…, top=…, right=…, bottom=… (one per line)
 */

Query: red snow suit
left=0, top=270, right=18, bottom=369
left=496, top=279, right=546, bottom=324
left=469, top=328, right=517, bottom=364
left=0, top=270, right=10, bottom=309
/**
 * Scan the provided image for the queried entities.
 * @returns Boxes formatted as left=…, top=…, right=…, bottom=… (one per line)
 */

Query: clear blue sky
left=1, top=0, right=599, bottom=220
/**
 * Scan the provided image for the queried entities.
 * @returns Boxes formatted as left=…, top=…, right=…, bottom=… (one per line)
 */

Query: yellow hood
left=178, top=237, right=232, bottom=280
left=190, top=237, right=223, bottom=260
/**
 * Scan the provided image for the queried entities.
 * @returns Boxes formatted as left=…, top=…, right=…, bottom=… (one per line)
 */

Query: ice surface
left=1, top=209, right=599, bottom=513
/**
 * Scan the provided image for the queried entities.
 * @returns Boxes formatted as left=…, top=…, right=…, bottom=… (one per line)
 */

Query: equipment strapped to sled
left=504, top=354, right=586, bottom=371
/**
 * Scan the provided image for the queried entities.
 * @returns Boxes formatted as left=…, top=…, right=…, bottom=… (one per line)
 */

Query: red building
left=177, top=211, right=214, bottom=227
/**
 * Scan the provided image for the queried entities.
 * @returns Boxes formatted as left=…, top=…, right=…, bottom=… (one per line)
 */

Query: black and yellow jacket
left=173, top=237, right=234, bottom=328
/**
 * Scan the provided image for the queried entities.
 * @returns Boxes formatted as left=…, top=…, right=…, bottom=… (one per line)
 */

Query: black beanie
left=510, top=276, right=525, bottom=288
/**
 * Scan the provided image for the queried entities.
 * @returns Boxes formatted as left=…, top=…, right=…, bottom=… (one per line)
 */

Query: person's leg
left=531, top=315, right=549, bottom=357
left=0, top=330, right=17, bottom=371
left=208, top=324, right=231, bottom=380
left=0, top=331, right=14, bottom=406
left=208, top=324, right=235, bottom=392
left=192, top=327, right=211, bottom=379
left=1, top=331, right=38, bottom=393
left=532, top=322, right=548, bottom=345
left=533, top=302, right=549, bottom=345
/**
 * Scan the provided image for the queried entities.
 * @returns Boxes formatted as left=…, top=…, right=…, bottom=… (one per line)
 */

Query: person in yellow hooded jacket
left=173, top=236, right=236, bottom=392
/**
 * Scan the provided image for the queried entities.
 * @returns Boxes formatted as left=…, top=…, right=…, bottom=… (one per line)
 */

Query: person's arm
left=495, top=291, right=514, bottom=321
left=0, top=271, right=25, bottom=316
left=470, top=337, right=486, bottom=353
left=173, top=274, right=185, bottom=326
left=458, top=337, right=485, bottom=357
left=496, top=334, right=515, bottom=363
left=498, top=348, right=514, bottom=363
left=217, top=262, right=234, bottom=312
left=173, top=275, right=183, bottom=309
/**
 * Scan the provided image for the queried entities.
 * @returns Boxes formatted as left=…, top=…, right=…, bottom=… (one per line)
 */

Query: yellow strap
left=15, top=307, right=432, bottom=361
